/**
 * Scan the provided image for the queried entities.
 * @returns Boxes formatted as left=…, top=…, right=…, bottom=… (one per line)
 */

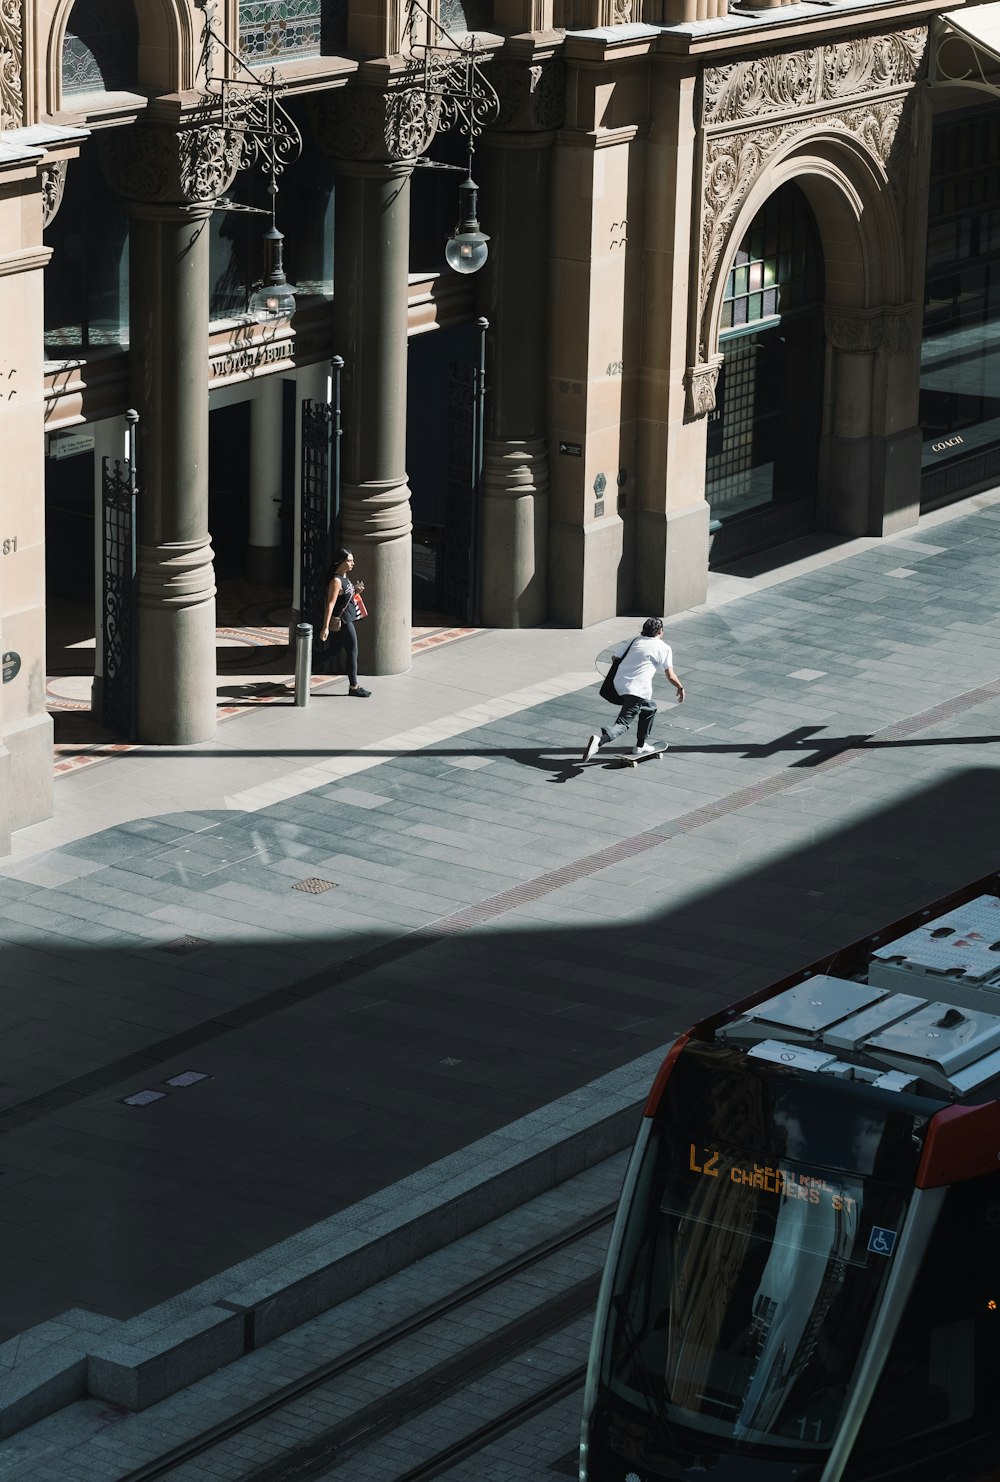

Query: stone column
left=247, top=377, right=285, bottom=585
left=335, top=160, right=412, bottom=674
left=639, top=57, right=710, bottom=618
left=547, top=45, right=650, bottom=627
left=312, top=85, right=439, bottom=675
left=477, top=56, right=564, bottom=628
left=102, top=121, right=242, bottom=743
left=819, top=305, right=922, bottom=537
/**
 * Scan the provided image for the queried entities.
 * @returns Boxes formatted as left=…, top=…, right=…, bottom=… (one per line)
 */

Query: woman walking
left=319, top=549, right=371, bottom=697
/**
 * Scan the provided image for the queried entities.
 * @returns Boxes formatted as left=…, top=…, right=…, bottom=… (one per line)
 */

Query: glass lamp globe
left=249, top=280, right=297, bottom=324
left=248, top=224, right=297, bottom=324
left=445, top=230, right=490, bottom=275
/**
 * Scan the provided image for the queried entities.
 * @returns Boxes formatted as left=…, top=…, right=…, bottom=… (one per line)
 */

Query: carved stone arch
left=699, top=126, right=907, bottom=373
left=46, top=0, right=199, bottom=114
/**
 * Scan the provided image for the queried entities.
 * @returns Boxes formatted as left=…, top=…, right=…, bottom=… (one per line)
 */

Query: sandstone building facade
left=0, top=0, right=997, bottom=850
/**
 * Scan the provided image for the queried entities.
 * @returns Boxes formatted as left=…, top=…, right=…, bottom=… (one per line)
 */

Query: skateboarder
left=582, top=617, right=685, bottom=762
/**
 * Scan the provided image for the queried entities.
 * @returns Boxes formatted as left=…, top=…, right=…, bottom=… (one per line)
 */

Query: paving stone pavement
left=2, top=499, right=1000, bottom=1350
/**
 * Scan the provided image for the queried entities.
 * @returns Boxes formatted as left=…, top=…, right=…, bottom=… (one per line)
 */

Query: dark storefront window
left=920, top=109, right=1000, bottom=508
left=45, top=146, right=129, bottom=353
left=62, top=0, right=138, bottom=97
left=209, top=118, right=334, bottom=321
left=707, top=184, right=824, bottom=564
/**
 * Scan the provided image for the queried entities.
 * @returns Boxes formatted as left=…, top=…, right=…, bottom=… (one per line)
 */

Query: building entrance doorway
left=707, top=183, right=824, bottom=566
left=208, top=402, right=252, bottom=580
left=407, top=321, right=485, bottom=622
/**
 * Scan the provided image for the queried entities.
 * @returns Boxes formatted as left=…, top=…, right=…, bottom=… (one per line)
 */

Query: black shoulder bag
left=600, top=639, right=637, bottom=705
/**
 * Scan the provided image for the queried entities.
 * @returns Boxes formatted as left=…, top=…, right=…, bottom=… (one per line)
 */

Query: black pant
left=326, top=618, right=359, bottom=687
left=602, top=694, right=657, bottom=747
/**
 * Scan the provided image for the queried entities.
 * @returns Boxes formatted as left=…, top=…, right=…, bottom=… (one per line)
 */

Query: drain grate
left=291, top=877, right=338, bottom=894
left=158, top=936, right=210, bottom=954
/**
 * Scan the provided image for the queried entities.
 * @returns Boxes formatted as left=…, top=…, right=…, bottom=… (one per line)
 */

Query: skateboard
left=618, top=743, right=668, bottom=768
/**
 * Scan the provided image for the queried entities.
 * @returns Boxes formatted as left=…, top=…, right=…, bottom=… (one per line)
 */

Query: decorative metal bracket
left=930, top=13, right=1000, bottom=101
left=403, top=0, right=500, bottom=152
left=192, top=0, right=303, bottom=203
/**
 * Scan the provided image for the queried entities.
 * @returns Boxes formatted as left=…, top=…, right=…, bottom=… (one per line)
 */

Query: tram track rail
left=116, top=1201, right=615, bottom=1482
left=392, top=1366, right=586, bottom=1482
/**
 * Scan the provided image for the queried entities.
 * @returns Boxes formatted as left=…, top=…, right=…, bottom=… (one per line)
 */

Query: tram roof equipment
left=715, top=893, right=1000, bottom=1101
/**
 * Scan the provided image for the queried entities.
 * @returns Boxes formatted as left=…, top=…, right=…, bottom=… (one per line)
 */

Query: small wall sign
left=2, top=651, right=21, bottom=684
left=48, top=430, right=95, bottom=461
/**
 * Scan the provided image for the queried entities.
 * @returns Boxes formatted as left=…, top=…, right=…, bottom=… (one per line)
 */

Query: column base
left=548, top=516, right=625, bottom=628
left=637, top=501, right=710, bottom=617
left=819, top=427, right=922, bottom=537
left=4, top=710, right=53, bottom=838
left=137, top=539, right=218, bottom=745
left=339, top=480, right=412, bottom=677
left=480, top=439, right=549, bottom=628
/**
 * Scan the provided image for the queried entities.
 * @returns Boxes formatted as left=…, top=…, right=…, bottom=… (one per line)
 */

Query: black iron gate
left=101, top=409, right=138, bottom=738
left=299, top=356, right=343, bottom=629
left=441, top=318, right=487, bottom=625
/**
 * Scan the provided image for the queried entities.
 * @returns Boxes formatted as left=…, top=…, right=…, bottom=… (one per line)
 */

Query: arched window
left=720, top=184, right=823, bottom=334
left=62, top=0, right=138, bottom=97
left=707, top=183, right=825, bottom=562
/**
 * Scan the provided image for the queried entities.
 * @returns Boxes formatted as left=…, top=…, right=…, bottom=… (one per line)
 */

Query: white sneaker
left=582, top=732, right=602, bottom=762
left=632, top=742, right=664, bottom=757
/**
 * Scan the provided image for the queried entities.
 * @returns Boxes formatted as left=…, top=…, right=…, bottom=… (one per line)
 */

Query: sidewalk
left=2, top=490, right=1000, bottom=1352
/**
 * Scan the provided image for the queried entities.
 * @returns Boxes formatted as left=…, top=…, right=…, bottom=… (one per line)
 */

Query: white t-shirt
left=610, top=635, right=673, bottom=700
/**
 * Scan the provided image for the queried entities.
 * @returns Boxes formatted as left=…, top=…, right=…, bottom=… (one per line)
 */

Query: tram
left=581, top=875, right=1000, bottom=1482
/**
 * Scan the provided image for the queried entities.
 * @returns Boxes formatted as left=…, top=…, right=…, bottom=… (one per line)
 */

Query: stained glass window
left=62, top=0, right=138, bottom=97
left=439, top=0, right=494, bottom=35
left=239, top=0, right=325, bottom=60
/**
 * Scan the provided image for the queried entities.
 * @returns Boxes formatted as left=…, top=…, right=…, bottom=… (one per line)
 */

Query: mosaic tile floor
left=46, top=581, right=478, bottom=775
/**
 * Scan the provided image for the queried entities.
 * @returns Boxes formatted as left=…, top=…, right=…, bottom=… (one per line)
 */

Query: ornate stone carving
left=824, top=304, right=915, bottom=355
left=99, top=121, right=245, bottom=205
left=0, top=0, right=24, bottom=129
left=489, top=59, right=566, bottom=133
left=699, top=97, right=906, bottom=358
left=311, top=85, right=440, bottom=163
left=613, top=0, right=633, bottom=22
left=684, top=357, right=723, bottom=421
left=40, top=161, right=67, bottom=226
left=703, top=29, right=926, bottom=125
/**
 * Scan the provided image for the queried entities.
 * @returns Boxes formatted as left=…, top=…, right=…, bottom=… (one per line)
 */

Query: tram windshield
left=601, top=1043, right=926, bottom=1465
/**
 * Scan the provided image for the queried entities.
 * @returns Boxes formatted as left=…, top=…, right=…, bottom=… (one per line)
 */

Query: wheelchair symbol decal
left=867, top=1226, right=897, bottom=1257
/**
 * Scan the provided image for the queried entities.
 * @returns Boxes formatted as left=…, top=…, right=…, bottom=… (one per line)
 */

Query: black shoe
left=349, top=686, right=371, bottom=697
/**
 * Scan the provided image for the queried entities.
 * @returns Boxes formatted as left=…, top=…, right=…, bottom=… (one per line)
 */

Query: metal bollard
left=294, top=623, right=312, bottom=707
